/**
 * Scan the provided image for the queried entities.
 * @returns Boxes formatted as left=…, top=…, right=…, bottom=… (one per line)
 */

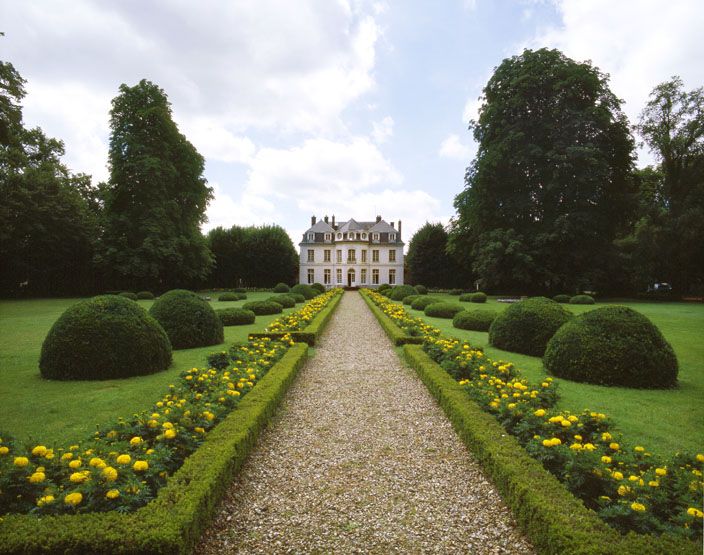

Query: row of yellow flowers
left=265, top=288, right=342, bottom=332
left=363, top=288, right=703, bottom=540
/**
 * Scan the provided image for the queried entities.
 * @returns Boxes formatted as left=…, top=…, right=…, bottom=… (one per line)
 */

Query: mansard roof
left=368, top=219, right=397, bottom=233
left=304, top=220, right=335, bottom=234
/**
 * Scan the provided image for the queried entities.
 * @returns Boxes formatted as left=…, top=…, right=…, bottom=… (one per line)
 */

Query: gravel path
left=197, top=292, right=533, bottom=554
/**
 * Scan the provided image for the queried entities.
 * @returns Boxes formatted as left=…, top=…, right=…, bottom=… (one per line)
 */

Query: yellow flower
left=628, top=475, right=639, bottom=482
left=601, top=456, right=612, bottom=464
left=116, top=454, right=131, bottom=465
left=89, top=457, right=105, bottom=468
left=602, top=432, right=612, bottom=442
left=69, top=459, right=82, bottom=469
left=64, top=492, right=83, bottom=506
left=129, top=437, right=143, bottom=446
left=634, top=446, right=645, bottom=453
left=194, top=427, right=205, bottom=434
left=31, top=445, right=47, bottom=457
left=164, top=429, right=177, bottom=439
left=648, top=480, right=659, bottom=487
left=70, top=472, right=88, bottom=483
left=162, top=422, right=174, bottom=430
left=102, top=466, right=118, bottom=482
left=696, top=453, right=704, bottom=463
left=0, top=446, right=9, bottom=455
left=37, top=495, right=55, bottom=507
left=133, top=460, right=149, bottom=472
left=617, top=485, right=630, bottom=496
left=613, top=471, right=624, bottom=480
left=106, top=489, right=120, bottom=500
left=61, top=452, right=73, bottom=461
left=630, top=502, right=646, bottom=512
left=655, top=467, right=667, bottom=477
left=582, top=443, right=596, bottom=451
left=28, top=471, right=46, bottom=483
left=687, top=507, right=704, bottom=518
left=609, top=442, right=620, bottom=451
left=569, top=443, right=582, bottom=451
left=13, top=456, right=29, bottom=467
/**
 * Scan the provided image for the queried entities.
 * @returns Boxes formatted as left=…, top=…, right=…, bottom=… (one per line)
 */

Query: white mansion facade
left=299, top=215, right=404, bottom=288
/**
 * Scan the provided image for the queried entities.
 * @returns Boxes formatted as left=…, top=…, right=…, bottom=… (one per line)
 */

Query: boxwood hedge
left=149, top=290, right=224, bottom=349
left=242, top=300, right=283, bottom=315
left=216, top=308, right=256, bottom=326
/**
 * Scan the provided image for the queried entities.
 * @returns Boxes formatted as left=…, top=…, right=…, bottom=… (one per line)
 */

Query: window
left=372, top=269, right=379, bottom=284
left=361, top=249, right=367, bottom=263
left=372, top=250, right=379, bottom=262
left=389, top=269, right=396, bottom=284
left=307, top=269, right=314, bottom=284
left=390, top=233, right=396, bottom=241
left=325, top=233, right=331, bottom=242
left=324, top=249, right=331, bottom=262
left=336, top=268, right=342, bottom=284
left=347, top=249, right=356, bottom=262
left=336, top=250, right=342, bottom=263
left=361, top=233, right=366, bottom=240
left=337, top=233, right=342, bottom=240
left=324, top=269, right=331, bottom=284
left=389, top=249, right=396, bottom=262
left=373, top=233, right=379, bottom=241
left=307, top=249, right=314, bottom=262
left=361, top=268, right=367, bottom=284
left=307, top=232, right=314, bottom=241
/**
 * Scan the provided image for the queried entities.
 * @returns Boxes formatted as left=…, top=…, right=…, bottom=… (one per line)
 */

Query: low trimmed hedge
left=410, top=296, right=440, bottom=311
left=218, top=292, right=242, bottom=302
left=402, top=294, right=421, bottom=305
left=452, top=309, right=496, bottom=332
left=136, top=291, right=155, bottom=300
left=242, top=301, right=283, bottom=315
left=290, top=293, right=306, bottom=303
left=470, top=291, right=487, bottom=303
left=553, top=294, right=571, bottom=303
left=272, top=283, right=290, bottom=293
left=216, top=308, right=256, bottom=326
left=311, top=283, right=325, bottom=294
left=389, top=285, right=418, bottom=301
left=290, top=284, right=317, bottom=300
left=424, top=302, right=464, bottom=319
left=415, top=285, right=427, bottom=295
left=119, top=291, right=138, bottom=301
left=570, top=294, right=596, bottom=305
left=267, top=294, right=296, bottom=308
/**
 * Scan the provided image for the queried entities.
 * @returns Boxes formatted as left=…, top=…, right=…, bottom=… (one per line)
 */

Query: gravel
left=197, top=291, right=534, bottom=554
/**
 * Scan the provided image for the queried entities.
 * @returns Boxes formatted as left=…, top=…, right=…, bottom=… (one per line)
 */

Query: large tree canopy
left=406, top=222, right=470, bottom=288
left=450, top=48, right=635, bottom=294
left=100, top=79, right=213, bottom=290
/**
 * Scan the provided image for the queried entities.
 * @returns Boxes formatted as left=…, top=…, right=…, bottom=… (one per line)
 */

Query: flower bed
left=361, top=289, right=439, bottom=344
left=364, top=295, right=703, bottom=545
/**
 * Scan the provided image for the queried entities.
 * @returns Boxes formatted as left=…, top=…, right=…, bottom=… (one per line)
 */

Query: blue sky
left=3, top=0, right=703, bottom=246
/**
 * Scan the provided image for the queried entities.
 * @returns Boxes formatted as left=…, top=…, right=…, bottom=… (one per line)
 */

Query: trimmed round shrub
left=402, top=295, right=421, bottom=305
left=389, top=285, right=419, bottom=301
left=273, top=283, right=290, bottom=293
left=218, top=292, right=239, bottom=301
left=489, top=297, right=572, bottom=356
left=381, top=288, right=393, bottom=297
left=291, top=284, right=317, bottom=300
left=378, top=283, right=391, bottom=292
left=544, top=306, right=678, bottom=388
left=311, top=283, right=325, bottom=294
left=216, top=308, right=256, bottom=326
left=448, top=288, right=463, bottom=296
left=119, top=291, right=138, bottom=301
left=233, top=287, right=247, bottom=293
left=411, top=296, right=440, bottom=311
left=570, top=294, right=595, bottom=305
left=553, top=294, right=571, bottom=304
left=136, top=291, right=155, bottom=300
left=40, top=295, right=172, bottom=380
left=267, top=294, right=296, bottom=308
left=415, top=285, right=427, bottom=295
left=290, top=293, right=306, bottom=303
left=453, top=309, right=497, bottom=332
left=242, top=300, right=283, bottom=315
left=459, top=293, right=473, bottom=302
left=424, top=302, right=464, bottom=319
left=149, top=289, right=224, bottom=349
left=470, top=292, right=487, bottom=303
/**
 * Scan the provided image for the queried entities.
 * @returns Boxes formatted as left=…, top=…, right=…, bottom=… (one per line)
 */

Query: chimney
left=311, top=215, right=316, bottom=226
left=376, top=215, right=381, bottom=223
left=324, top=215, right=329, bottom=224
left=398, top=220, right=402, bottom=237
left=332, top=215, right=336, bottom=228
left=390, top=221, right=395, bottom=228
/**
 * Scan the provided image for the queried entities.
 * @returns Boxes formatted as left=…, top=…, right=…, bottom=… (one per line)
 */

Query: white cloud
left=180, top=117, right=256, bottom=164
left=371, top=115, right=394, bottom=143
left=438, top=134, right=473, bottom=160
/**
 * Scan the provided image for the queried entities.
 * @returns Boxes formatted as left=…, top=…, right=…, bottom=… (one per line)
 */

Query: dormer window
left=373, top=233, right=379, bottom=241
left=307, top=233, right=314, bottom=241
left=390, top=233, right=396, bottom=241
left=325, top=233, right=331, bottom=241
left=337, top=233, right=342, bottom=240
left=361, top=233, right=367, bottom=240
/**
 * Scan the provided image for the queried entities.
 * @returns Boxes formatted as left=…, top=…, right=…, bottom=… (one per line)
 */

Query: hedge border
left=249, top=290, right=343, bottom=346
left=402, top=345, right=697, bottom=555
left=0, top=343, right=309, bottom=554
left=359, top=290, right=424, bottom=345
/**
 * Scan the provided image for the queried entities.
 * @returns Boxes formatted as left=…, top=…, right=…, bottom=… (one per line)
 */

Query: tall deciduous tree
left=101, top=79, right=213, bottom=290
left=406, top=222, right=470, bottom=288
left=636, top=77, right=704, bottom=294
left=450, top=48, right=635, bottom=294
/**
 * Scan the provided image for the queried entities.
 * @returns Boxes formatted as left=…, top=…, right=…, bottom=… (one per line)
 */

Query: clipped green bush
left=218, top=292, right=239, bottom=301
left=453, top=309, right=497, bottom=332
left=119, top=291, right=138, bottom=301
left=553, top=294, right=571, bottom=303
left=291, top=283, right=317, bottom=299
left=216, top=308, right=256, bottom=326
left=459, top=293, right=473, bottom=302
left=242, top=300, right=283, bottom=315
left=267, top=294, right=296, bottom=308
left=489, top=297, right=572, bottom=356
left=40, top=295, right=172, bottom=380
left=424, top=302, right=464, bottom=319
left=290, top=293, right=306, bottom=303
left=449, top=288, right=463, bottom=295
left=381, top=288, right=393, bottom=297
left=311, top=283, right=325, bottom=294
left=378, top=283, right=391, bottom=292
left=570, top=294, right=596, bottom=305
left=544, top=306, right=678, bottom=388
left=389, top=284, right=419, bottom=301
left=136, top=291, right=155, bottom=300
left=415, top=285, right=427, bottom=295
left=402, top=295, right=421, bottom=305
left=470, top=292, right=487, bottom=303
left=273, top=283, right=290, bottom=293
left=149, top=289, right=224, bottom=349
left=411, top=296, right=440, bottom=310
left=233, top=287, right=247, bottom=293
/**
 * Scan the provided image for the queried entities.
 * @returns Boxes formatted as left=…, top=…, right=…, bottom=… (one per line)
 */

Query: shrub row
left=459, top=292, right=487, bottom=303
left=217, top=292, right=247, bottom=301
left=215, top=308, right=256, bottom=326
left=242, top=300, right=283, bottom=315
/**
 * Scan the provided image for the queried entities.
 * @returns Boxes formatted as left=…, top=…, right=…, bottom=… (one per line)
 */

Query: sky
left=3, top=0, right=703, bottom=248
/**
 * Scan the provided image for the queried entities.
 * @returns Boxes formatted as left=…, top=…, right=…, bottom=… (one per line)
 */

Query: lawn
left=398, top=294, right=704, bottom=458
left=0, top=292, right=292, bottom=446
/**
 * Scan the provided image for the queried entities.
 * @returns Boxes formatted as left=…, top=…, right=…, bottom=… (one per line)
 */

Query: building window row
left=305, top=248, right=398, bottom=263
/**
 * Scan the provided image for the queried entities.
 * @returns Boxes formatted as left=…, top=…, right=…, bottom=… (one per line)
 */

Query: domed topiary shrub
left=449, top=289, right=463, bottom=296
left=389, top=285, right=419, bottom=301
left=216, top=308, right=256, bottom=326
left=311, top=283, right=325, bottom=294
left=149, top=289, right=224, bottom=349
left=424, top=302, right=464, bottom=319
left=273, top=283, right=290, bottom=293
left=411, top=296, right=439, bottom=311
left=489, top=297, right=572, bottom=356
left=544, top=306, right=678, bottom=388
left=553, top=294, right=571, bottom=304
left=470, top=292, right=487, bottom=303
left=570, top=294, right=595, bottom=305
left=291, top=284, right=317, bottom=300
left=453, top=309, right=497, bottom=332
left=40, top=295, right=172, bottom=380
left=402, top=295, right=421, bottom=305
left=233, top=287, right=247, bottom=293
left=218, top=292, right=239, bottom=301
left=459, top=293, right=473, bottom=302
left=415, top=285, right=427, bottom=295
left=119, top=291, right=138, bottom=301
left=290, top=293, right=306, bottom=303
left=242, top=300, right=283, bottom=315
left=136, top=291, right=155, bottom=300
left=378, top=283, right=391, bottom=292
left=267, top=294, right=296, bottom=308
left=381, top=288, right=393, bottom=297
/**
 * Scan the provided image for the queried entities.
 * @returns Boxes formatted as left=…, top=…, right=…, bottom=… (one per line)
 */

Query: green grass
left=400, top=294, right=704, bottom=458
left=0, top=292, right=291, bottom=445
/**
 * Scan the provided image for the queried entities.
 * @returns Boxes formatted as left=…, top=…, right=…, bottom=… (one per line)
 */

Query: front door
left=347, top=269, right=355, bottom=287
